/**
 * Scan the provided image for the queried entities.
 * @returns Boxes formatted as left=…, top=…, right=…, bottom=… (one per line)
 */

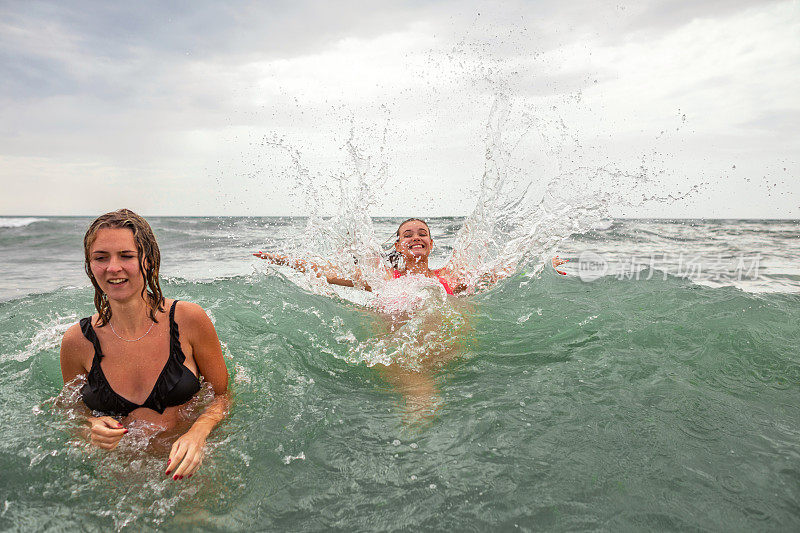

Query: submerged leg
left=378, top=364, right=440, bottom=423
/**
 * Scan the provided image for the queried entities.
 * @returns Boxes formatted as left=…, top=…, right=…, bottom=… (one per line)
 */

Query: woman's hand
left=165, top=427, right=207, bottom=480
left=253, top=251, right=297, bottom=269
left=88, top=416, right=127, bottom=450
left=253, top=251, right=291, bottom=265
left=552, top=256, right=569, bottom=275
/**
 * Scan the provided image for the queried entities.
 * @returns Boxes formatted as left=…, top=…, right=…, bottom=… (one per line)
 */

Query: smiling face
left=395, top=219, right=433, bottom=265
left=88, top=228, right=147, bottom=304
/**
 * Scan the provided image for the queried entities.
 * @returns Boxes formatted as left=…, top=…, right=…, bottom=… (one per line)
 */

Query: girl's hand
left=88, top=416, right=127, bottom=450
left=165, top=428, right=206, bottom=480
left=552, top=256, right=569, bottom=275
left=253, top=252, right=287, bottom=266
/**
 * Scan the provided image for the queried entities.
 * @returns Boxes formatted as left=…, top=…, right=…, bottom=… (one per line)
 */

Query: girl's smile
left=396, top=220, right=433, bottom=261
left=89, top=228, right=145, bottom=301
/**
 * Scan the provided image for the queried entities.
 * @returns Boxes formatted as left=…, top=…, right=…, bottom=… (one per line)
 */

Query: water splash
left=344, top=276, right=466, bottom=371
left=445, top=89, right=702, bottom=293
left=3, top=312, right=76, bottom=363
left=253, top=79, right=700, bottom=370
left=257, top=122, right=391, bottom=294
left=40, top=378, right=228, bottom=530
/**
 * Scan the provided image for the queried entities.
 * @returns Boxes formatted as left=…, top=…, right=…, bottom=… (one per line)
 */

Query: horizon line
left=1, top=214, right=799, bottom=222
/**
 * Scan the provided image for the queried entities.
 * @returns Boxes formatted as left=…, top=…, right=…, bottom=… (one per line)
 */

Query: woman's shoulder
left=61, top=321, right=84, bottom=342
left=170, top=299, right=215, bottom=330
left=432, top=267, right=453, bottom=279
left=60, top=319, right=94, bottom=354
left=169, top=299, right=222, bottom=362
left=60, top=320, right=96, bottom=377
left=432, top=267, right=467, bottom=294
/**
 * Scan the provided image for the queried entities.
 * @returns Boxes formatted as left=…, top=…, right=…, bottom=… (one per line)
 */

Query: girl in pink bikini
left=253, top=217, right=566, bottom=297
left=254, top=218, right=566, bottom=420
left=383, top=218, right=457, bottom=295
left=253, top=218, right=457, bottom=294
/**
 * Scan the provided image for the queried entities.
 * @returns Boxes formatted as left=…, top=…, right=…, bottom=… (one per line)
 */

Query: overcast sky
left=1, top=0, right=797, bottom=218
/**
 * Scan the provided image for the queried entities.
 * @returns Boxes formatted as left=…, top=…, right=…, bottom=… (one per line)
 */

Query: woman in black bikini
left=60, top=209, right=229, bottom=480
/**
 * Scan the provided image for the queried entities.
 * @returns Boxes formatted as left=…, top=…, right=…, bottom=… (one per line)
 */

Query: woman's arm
left=60, top=323, right=88, bottom=384
left=253, top=251, right=315, bottom=273
left=440, top=256, right=569, bottom=294
left=254, top=251, right=374, bottom=291
left=165, top=302, right=230, bottom=480
left=436, top=265, right=503, bottom=294
left=60, top=324, right=128, bottom=449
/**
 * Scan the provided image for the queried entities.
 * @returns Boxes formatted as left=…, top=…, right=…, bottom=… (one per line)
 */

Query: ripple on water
left=719, top=474, right=746, bottom=494
left=673, top=397, right=729, bottom=444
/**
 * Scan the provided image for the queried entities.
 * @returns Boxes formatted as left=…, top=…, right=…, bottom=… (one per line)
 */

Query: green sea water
left=1, top=222, right=799, bottom=532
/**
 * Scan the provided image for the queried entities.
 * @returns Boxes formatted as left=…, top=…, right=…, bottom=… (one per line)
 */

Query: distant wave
left=593, top=219, right=615, bottom=231
left=0, top=217, right=47, bottom=228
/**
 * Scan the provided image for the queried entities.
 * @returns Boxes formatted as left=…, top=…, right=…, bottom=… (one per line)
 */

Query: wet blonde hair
left=83, top=209, right=164, bottom=326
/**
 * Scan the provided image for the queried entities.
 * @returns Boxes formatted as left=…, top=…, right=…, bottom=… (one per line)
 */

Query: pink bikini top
left=391, top=269, right=455, bottom=295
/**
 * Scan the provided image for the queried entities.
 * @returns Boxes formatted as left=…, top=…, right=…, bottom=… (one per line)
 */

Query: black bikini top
left=80, top=300, right=201, bottom=416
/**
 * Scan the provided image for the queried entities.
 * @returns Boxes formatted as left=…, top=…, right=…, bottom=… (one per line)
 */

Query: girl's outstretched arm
left=254, top=251, right=372, bottom=290
left=439, top=255, right=567, bottom=294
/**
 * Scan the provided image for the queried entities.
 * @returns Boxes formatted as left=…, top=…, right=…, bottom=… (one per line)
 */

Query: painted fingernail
left=165, top=471, right=170, bottom=476
left=173, top=475, right=178, bottom=480
left=167, top=459, right=171, bottom=464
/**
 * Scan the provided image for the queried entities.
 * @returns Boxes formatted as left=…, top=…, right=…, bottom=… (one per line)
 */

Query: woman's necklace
left=109, top=319, right=155, bottom=342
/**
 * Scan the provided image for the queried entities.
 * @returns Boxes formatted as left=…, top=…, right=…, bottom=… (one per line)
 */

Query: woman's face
left=89, top=228, right=146, bottom=303
left=395, top=220, right=433, bottom=263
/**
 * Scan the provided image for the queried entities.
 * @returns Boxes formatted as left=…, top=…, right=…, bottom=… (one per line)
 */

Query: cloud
left=0, top=0, right=797, bottom=216
left=740, top=109, right=800, bottom=134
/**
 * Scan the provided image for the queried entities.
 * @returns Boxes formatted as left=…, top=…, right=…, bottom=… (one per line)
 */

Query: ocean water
left=1, top=215, right=799, bottom=531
